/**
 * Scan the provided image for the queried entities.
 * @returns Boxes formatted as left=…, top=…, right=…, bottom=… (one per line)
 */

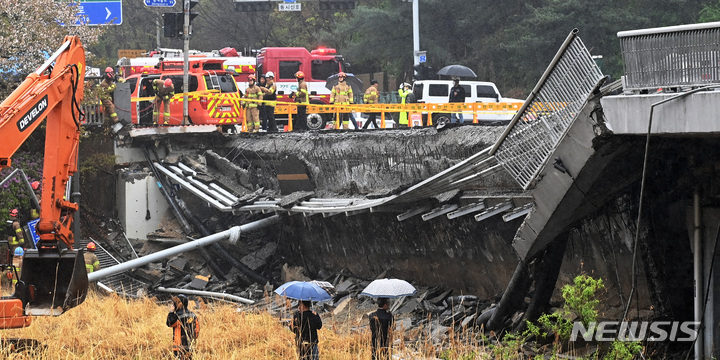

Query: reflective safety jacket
left=294, top=80, right=309, bottom=104
left=152, top=79, right=175, bottom=102
left=84, top=252, right=100, bottom=273
left=364, top=86, right=378, bottom=104
left=244, top=84, right=263, bottom=108
left=331, top=82, right=353, bottom=104
left=262, top=82, right=277, bottom=107
left=167, top=308, right=199, bottom=353
left=7, top=219, right=24, bottom=247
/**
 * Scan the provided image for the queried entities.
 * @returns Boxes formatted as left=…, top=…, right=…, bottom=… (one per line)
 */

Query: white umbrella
left=360, top=278, right=416, bottom=298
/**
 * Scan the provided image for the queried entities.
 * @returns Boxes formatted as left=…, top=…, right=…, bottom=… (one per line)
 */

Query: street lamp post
left=412, top=0, right=420, bottom=67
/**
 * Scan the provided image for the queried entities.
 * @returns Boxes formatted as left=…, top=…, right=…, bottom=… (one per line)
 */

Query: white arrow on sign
left=105, top=7, right=111, bottom=20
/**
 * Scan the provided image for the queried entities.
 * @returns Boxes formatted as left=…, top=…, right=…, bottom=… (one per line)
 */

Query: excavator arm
left=0, top=36, right=89, bottom=328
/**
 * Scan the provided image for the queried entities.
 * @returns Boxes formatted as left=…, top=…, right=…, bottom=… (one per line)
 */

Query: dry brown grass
left=0, top=292, right=488, bottom=359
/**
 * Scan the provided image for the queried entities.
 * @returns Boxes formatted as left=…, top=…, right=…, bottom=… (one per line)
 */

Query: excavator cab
left=18, top=249, right=88, bottom=316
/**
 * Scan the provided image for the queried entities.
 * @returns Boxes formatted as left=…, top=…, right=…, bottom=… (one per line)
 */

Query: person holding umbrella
left=369, top=297, right=394, bottom=360
left=449, top=78, right=466, bottom=124
left=292, top=300, right=323, bottom=360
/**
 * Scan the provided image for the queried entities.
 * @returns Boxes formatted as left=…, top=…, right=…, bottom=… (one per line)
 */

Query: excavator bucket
left=19, top=249, right=88, bottom=316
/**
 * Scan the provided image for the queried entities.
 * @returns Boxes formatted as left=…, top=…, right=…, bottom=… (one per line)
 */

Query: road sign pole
left=183, top=0, right=190, bottom=125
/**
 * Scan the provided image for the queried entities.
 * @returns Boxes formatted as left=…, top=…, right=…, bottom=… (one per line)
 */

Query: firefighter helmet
left=265, top=71, right=274, bottom=78
left=295, top=71, right=305, bottom=79
left=105, top=66, right=114, bottom=74
left=87, top=242, right=96, bottom=251
left=14, top=247, right=24, bottom=257
left=338, top=72, right=346, bottom=78
left=248, top=74, right=256, bottom=82
left=31, top=181, right=40, bottom=190
left=163, top=78, right=173, bottom=88
left=9, top=209, right=18, bottom=217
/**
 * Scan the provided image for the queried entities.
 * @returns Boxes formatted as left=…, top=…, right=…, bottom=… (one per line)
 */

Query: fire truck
left=118, top=46, right=347, bottom=130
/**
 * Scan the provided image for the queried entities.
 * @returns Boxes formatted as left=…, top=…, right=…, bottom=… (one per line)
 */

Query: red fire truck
left=118, top=46, right=347, bottom=130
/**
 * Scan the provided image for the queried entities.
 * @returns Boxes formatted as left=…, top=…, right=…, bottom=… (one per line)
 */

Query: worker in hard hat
left=330, top=72, right=356, bottom=129
left=84, top=242, right=100, bottom=273
left=6, top=209, right=24, bottom=261
left=260, top=71, right=279, bottom=132
left=30, top=181, right=41, bottom=219
left=98, top=66, right=125, bottom=132
left=10, top=247, right=23, bottom=286
left=167, top=294, right=200, bottom=360
left=289, top=71, right=309, bottom=131
left=398, top=83, right=412, bottom=127
left=243, top=74, right=263, bottom=132
left=152, top=78, right=175, bottom=126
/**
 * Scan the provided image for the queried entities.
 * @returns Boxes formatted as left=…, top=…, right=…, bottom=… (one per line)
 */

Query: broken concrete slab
left=241, top=242, right=277, bottom=270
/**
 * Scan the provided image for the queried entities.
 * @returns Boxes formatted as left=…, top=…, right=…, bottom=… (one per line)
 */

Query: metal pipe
left=694, top=188, right=704, bottom=360
left=142, top=148, right=194, bottom=234
left=157, top=286, right=254, bottom=305
left=88, top=215, right=280, bottom=282
left=617, top=21, right=720, bottom=38
left=154, top=162, right=230, bottom=211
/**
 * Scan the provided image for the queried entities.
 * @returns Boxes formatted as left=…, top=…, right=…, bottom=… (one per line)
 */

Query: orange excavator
left=0, top=36, right=89, bottom=328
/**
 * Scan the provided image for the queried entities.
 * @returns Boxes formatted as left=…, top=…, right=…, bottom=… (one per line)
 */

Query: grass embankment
left=0, top=292, right=476, bottom=359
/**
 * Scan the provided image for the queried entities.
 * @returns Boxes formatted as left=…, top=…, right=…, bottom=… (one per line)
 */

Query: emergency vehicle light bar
left=311, top=47, right=336, bottom=55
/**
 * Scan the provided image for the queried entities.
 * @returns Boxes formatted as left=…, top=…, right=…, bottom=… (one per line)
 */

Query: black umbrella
left=436, top=64, right=477, bottom=78
left=325, top=73, right=364, bottom=94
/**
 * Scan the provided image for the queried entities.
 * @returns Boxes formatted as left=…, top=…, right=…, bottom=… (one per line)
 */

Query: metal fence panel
left=620, top=24, right=720, bottom=90
left=494, top=35, right=604, bottom=190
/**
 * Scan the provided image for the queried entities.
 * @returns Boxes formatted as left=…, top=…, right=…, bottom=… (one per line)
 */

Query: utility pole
left=182, top=0, right=190, bottom=125
left=156, top=18, right=161, bottom=49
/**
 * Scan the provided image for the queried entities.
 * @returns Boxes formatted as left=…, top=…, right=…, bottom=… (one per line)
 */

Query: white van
left=411, top=80, right=524, bottom=125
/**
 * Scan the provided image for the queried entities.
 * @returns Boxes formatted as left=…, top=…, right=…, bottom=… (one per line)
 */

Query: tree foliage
left=0, top=0, right=103, bottom=82
left=88, top=0, right=707, bottom=96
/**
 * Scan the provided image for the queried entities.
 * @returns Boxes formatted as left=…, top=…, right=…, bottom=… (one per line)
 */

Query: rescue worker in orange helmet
left=243, top=74, right=263, bottom=132
left=330, top=72, right=356, bottom=129
left=84, top=242, right=100, bottom=273
left=6, top=209, right=24, bottom=261
left=167, top=294, right=200, bottom=360
left=97, top=66, right=125, bottom=131
left=289, top=71, right=309, bottom=131
left=152, top=78, right=175, bottom=126
left=30, top=180, right=41, bottom=219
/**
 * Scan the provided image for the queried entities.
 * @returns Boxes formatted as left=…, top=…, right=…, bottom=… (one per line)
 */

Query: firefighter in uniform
left=10, top=247, right=23, bottom=287
left=167, top=294, right=200, bottom=360
left=398, top=83, right=412, bottom=127
left=84, top=242, right=100, bottom=273
left=153, top=78, right=175, bottom=126
left=330, top=72, right=354, bottom=129
left=243, top=74, right=263, bottom=132
left=30, top=181, right=41, bottom=219
left=362, top=79, right=380, bottom=129
left=98, top=67, right=124, bottom=127
left=260, top=71, right=279, bottom=132
left=290, top=71, right=309, bottom=131
left=6, top=209, right=24, bottom=260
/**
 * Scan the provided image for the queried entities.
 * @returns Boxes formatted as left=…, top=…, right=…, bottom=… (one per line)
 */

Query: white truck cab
left=411, top=80, right=524, bottom=125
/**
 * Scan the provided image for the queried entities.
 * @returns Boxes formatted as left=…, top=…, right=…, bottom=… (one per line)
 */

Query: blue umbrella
left=274, top=281, right=332, bottom=301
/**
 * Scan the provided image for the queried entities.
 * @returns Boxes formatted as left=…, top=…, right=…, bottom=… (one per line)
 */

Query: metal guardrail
left=491, top=30, right=605, bottom=190
left=81, top=102, right=105, bottom=127
left=618, top=22, right=720, bottom=90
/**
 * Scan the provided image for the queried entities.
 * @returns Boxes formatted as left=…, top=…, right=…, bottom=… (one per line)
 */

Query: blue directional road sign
left=76, top=1, right=122, bottom=25
left=145, top=0, right=177, bottom=7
